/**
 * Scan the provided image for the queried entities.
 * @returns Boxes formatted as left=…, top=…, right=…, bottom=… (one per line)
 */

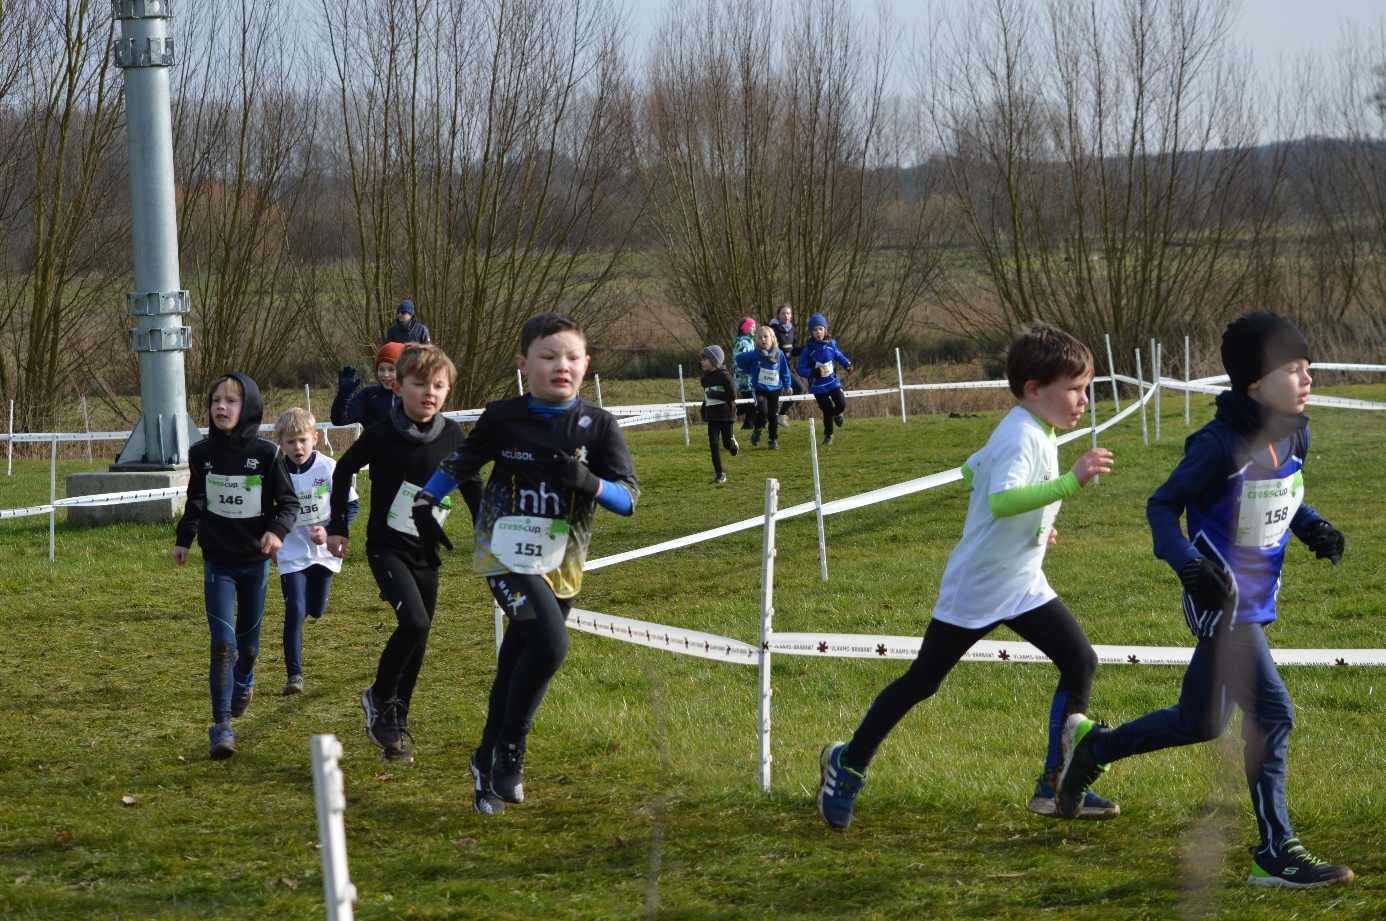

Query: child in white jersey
left=816, top=322, right=1114, bottom=829
left=272, top=408, right=357, bottom=696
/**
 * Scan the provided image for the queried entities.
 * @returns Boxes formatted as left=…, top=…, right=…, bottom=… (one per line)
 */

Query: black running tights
left=815, top=388, right=848, bottom=436
left=369, top=553, right=439, bottom=714
left=708, top=420, right=735, bottom=474
left=480, top=573, right=574, bottom=760
left=842, top=597, right=1096, bottom=770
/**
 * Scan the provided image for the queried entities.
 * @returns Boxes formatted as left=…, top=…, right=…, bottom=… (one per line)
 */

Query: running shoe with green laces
left=817, top=742, right=866, bottom=830
left=1056, top=716, right=1110, bottom=820
left=1249, top=839, right=1354, bottom=888
left=1025, top=773, right=1119, bottom=820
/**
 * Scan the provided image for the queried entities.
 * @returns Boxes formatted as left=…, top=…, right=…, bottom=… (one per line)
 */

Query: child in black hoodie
left=174, top=373, right=299, bottom=760
left=699, top=344, right=739, bottom=483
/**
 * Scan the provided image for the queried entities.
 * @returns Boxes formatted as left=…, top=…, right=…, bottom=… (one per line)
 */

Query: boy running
left=414, top=313, right=639, bottom=815
left=272, top=408, right=357, bottom=696
left=1057, top=312, right=1354, bottom=888
left=174, top=373, right=299, bottom=759
left=327, top=344, right=466, bottom=763
left=817, top=323, right=1115, bottom=829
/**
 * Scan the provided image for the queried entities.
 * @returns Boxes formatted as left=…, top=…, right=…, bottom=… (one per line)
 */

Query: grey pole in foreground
left=112, top=0, right=197, bottom=469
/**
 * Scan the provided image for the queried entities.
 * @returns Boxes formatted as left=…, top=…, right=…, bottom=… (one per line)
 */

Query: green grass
left=2, top=391, right=1386, bottom=919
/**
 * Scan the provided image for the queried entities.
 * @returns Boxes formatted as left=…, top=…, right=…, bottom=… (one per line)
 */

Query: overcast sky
left=623, top=0, right=1382, bottom=72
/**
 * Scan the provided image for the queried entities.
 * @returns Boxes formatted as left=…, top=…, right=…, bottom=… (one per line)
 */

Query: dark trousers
left=737, top=388, right=755, bottom=427
left=707, top=420, right=735, bottom=475
left=480, top=573, right=574, bottom=762
left=204, top=560, right=269, bottom=723
left=1090, top=621, right=1293, bottom=849
left=843, top=597, right=1096, bottom=773
left=814, top=388, right=848, bottom=436
left=280, top=564, right=334, bottom=678
left=369, top=553, right=440, bottom=714
left=753, top=391, right=781, bottom=440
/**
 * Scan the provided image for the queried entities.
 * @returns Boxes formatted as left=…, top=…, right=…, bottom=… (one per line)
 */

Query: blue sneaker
left=817, top=742, right=866, bottom=830
left=1025, top=773, right=1119, bottom=820
left=230, top=678, right=254, bottom=718
left=208, top=722, right=235, bottom=760
left=1056, top=716, right=1111, bottom=820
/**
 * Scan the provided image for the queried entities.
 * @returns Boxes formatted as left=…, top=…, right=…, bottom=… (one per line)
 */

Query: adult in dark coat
left=385, top=300, right=432, bottom=345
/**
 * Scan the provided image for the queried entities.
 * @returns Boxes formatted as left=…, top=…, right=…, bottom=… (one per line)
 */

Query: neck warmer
left=1214, top=387, right=1307, bottom=444
left=390, top=400, right=447, bottom=444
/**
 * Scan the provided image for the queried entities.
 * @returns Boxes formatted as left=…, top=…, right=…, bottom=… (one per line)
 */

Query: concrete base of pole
left=65, top=469, right=189, bottom=525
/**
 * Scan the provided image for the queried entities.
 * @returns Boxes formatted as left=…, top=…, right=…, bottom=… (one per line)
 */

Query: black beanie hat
left=1221, top=311, right=1310, bottom=392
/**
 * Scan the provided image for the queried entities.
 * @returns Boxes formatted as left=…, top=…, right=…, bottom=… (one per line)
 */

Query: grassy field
left=2, top=386, right=1385, bottom=919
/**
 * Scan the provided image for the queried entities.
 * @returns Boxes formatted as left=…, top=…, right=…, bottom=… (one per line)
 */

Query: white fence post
left=7, top=400, right=13, bottom=476
left=82, top=396, right=93, bottom=463
left=1135, top=349, right=1149, bottom=445
left=809, top=419, right=828, bottom=581
left=49, top=437, right=57, bottom=561
left=516, top=369, right=524, bottom=396
left=758, top=477, right=778, bottom=793
left=311, top=734, right=357, bottom=921
left=677, top=364, right=690, bottom=447
left=1104, top=334, right=1121, bottom=411
left=1184, top=335, right=1191, bottom=427
left=1089, top=380, right=1099, bottom=486
left=895, top=347, right=907, bottom=423
left=594, top=373, right=603, bottom=408
left=304, top=383, right=312, bottom=416
left=495, top=604, right=505, bottom=660
left=1152, top=339, right=1161, bottom=442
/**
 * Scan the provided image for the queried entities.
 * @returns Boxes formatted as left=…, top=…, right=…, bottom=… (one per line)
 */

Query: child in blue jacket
left=734, top=325, right=792, bottom=448
left=1056, top=312, right=1353, bottom=889
left=797, top=313, right=854, bottom=445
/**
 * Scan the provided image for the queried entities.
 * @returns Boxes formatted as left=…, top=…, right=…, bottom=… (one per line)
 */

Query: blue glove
left=338, top=364, right=361, bottom=392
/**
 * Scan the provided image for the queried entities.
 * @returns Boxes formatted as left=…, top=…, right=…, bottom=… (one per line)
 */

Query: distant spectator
left=332, top=342, right=402, bottom=428
left=386, top=300, right=432, bottom=345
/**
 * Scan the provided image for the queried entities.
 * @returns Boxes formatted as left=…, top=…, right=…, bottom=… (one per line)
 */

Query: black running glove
left=555, top=452, right=602, bottom=499
left=411, top=494, right=452, bottom=569
left=1301, top=520, right=1345, bottom=565
left=338, top=364, right=361, bottom=393
left=1179, top=557, right=1235, bottom=611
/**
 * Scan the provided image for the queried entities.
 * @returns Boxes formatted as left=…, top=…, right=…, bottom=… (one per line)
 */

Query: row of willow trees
left=3, top=0, right=1386, bottom=428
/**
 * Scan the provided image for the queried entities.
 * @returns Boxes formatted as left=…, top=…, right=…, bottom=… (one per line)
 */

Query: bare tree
left=172, top=0, right=323, bottom=394
left=926, top=0, right=1271, bottom=362
left=0, top=0, right=125, bottom=431
left=320, top=0, right=638, bottom=406
left=638, top=0, right=947, bottom=360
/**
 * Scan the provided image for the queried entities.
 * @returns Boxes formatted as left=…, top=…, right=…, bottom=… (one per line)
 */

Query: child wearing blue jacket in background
left=734, top=325, right=792, bottom=449
left=1056, top=312, right=1354, bottom=889
left=797, top=313, right=854, bottom=445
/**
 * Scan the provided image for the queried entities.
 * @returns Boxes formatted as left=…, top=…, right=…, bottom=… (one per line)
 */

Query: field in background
left=1, top=389, right=1385, bottom=919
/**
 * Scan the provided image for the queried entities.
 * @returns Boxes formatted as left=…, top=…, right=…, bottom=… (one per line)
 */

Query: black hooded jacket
left=175, top=373, right=299, bottom=565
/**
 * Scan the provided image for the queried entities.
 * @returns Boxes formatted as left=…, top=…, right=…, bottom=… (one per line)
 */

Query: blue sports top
left=1146, top=389, right=1325, bottom=637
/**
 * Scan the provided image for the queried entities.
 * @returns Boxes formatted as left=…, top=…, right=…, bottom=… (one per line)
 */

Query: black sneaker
left=823, top=434, right=834, bottom=446
left=728, top=438, right=739, bottom=457
left=230, top=680, right=254, bottom=718
left=491, top=741, right=526, bottom=804
left=1249, top=840, right=1354, bottom=888
left=768, top=439, right=779, bottom=450
left=750, top=428, right=762, bottom=447
left=834, top=413, right=845, bottom=427
left=208, top=722, right=235, bottom=760
left=361, top=685, right=403, bottom=753
left=1055, top=716, right=1110, bottom=820
left=713, top=473, right=727, bottom=485
left=471, top=752, right=505, bottom=815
